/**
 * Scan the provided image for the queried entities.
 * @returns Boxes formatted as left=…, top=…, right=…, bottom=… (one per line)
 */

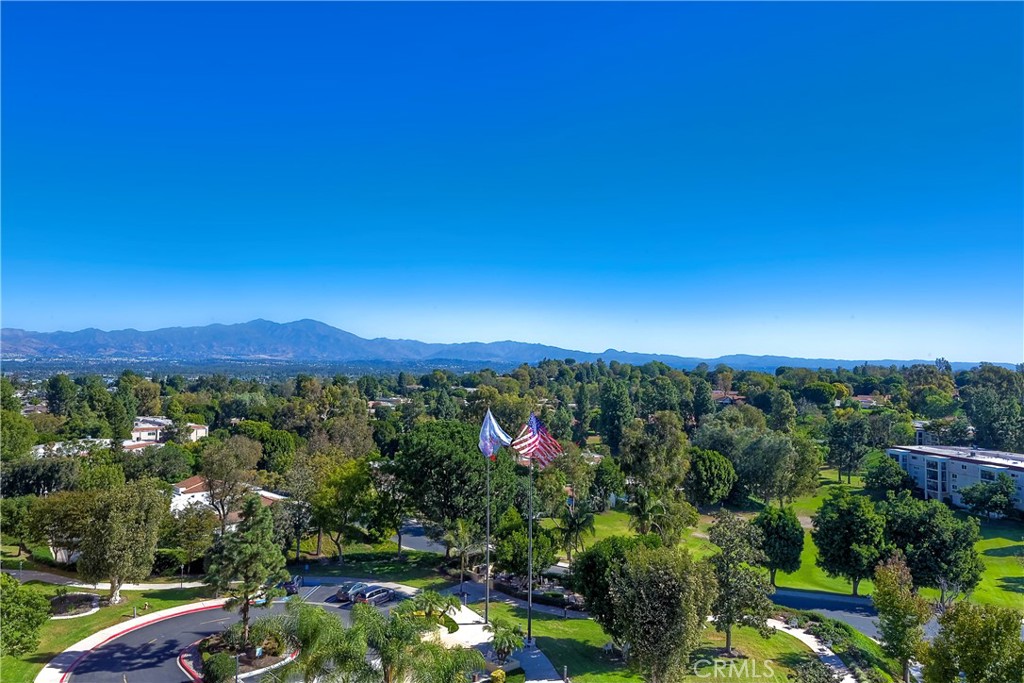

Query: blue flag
left=479, top=409, right=512, bottom=460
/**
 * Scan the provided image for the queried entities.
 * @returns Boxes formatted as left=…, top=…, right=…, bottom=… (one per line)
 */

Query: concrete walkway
left=766, top=618, right=856, bottom=683
left=2, top=567, right=205, bottom=591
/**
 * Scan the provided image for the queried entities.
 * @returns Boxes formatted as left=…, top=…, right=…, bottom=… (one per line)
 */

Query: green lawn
left=587, top=462, right=1024, bottom=607
left=0, top=583, right=209, bottom=682
left=289, top=545, right=453, bottom=590
left=474, top=601, right=817, bottom=683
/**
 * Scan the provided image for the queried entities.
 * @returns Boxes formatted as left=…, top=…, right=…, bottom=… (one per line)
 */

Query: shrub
left=203, top=652, right=236, bottom=683
left=491, top=669, right=506, bottom=683
left=152, top=548, right=188, bottom=577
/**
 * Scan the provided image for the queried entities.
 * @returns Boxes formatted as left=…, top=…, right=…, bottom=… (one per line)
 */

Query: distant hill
left=0, top=319, right=1011, bottom=372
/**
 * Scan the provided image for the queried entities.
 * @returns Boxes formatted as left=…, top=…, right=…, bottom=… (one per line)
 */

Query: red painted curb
left=177, top=638, right=204, bottom=682
left=58, top=603, right=224, bottom=683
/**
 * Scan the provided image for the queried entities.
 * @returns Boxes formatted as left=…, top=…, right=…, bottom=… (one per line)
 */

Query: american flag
left=511, top=413, right=562, bottom=469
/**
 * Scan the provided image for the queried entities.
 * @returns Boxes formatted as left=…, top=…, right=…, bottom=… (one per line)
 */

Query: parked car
left=335, top=581, right=369, bottom=603
left=280, top=575, right=303, bottom=595
left=355, top=586, right=394, bottom=606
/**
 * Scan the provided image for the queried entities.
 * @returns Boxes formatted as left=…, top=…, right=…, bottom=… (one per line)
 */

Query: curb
left=35, top=599, right=228, bottom=683
left=50, top=593, right=100, bottom=621
left=177, top=640, right=299, bottom=683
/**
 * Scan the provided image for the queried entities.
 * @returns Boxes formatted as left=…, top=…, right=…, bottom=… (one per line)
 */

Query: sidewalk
left=766, top=618, right=856, bottom=683
left=2, top=567, right=205, bottom=591
left=34, top=599, right=228, bottom=683
left=443, top=580, right=590, bottom=620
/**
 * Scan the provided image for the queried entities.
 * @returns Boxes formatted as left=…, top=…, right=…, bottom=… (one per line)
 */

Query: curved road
left=68, top=586, right=368, bottom=683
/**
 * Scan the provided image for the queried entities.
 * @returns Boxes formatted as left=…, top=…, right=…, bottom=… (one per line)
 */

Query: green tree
left=312, top=457, right=374, bottom=564
left=484, top=618, right=524, bottom=665
left=753, top=506, right=804, bottom=586
left=627, top=486, right=697, bottom=546
left=768, top=390, right=797, bottom=432
left=873, top=552, right=931, bottom=683
left=709, top=510, right=775, bottom=655
left=495, top=527, right=557, bottom=583
left=443, top=518, right=482, bottom=595
left=554, top=500, right=595, bottom=562
left=569, top=534, right=662, bottom=646
left=369, top=456, right=415, bottom=557
left=879, top=491, right=984, bottom=608
left=609, top=544, right=716, bottom=683
left=276, top=598, right=371, bottom=683
left=0, top=495, right=37, bottom=557
left=351, top=603, right=430, bottom=683
left=599, top=380, right=635, bottom=455
left=827, top=415, right=871, bottom=484
left=684, top=448, right=737, bottom=507
left=201, top=435, right=262, bottom=533
left=78, top=479, right=166, bottom=603
left=589, top=455, right=626, bottom=511
left=0, top=377, right=20, bottom=412
left=45, top=374, right=78, bottom=417
left=168, top=502, right=219, bottom=569
left=692, top=378, right=716, bottom=425
left=960, top=472, right=1018, bottom=518
left=0, top=411, right=37, bottom=462
left=864, top=455, right=914, bottom=492
left=205, top=496, right=290, bottom=647
left=922, top=601, right=1024, bottom=683
left=812, top=487, right=887, bottom=596
left=0, top=573, right=51, bottom=657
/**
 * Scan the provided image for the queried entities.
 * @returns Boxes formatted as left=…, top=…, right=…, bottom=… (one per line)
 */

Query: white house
left=886, top=445, right=1024, bottom=512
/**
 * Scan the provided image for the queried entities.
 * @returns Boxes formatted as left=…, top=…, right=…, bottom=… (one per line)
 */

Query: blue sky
left=2, top=2, right=1021, bottom=362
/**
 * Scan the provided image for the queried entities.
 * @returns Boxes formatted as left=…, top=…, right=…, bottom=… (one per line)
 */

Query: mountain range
left=0, top=319, right=1011, bottom=371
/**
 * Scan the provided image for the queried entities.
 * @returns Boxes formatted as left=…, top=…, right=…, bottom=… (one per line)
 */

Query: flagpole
left=485, top=454, right=491, bottom=624
left=527, top=455, right=534, bottom=645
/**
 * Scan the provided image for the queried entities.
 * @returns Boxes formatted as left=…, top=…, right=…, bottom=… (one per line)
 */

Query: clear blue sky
left=2, top=2, right=1021, bottom=362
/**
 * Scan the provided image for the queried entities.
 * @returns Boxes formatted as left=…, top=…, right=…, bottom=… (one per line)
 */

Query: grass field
left=289, top=542, right=454, bottom=591
left=0, top=583, right=208, bottom=682
left=474, top=601, right=818, bottom=683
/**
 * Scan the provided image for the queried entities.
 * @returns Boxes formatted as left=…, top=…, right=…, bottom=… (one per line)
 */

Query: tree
left=753, top=506, right=803, bottom=586
left=415, top=642, right=486, bottom=683
left=922, top=601, right=1024, bottom=683
left=351, top=603, right=429, bottom=683
left=599, top=380, right=635, bottom=455
left=45, top=374, right=78, bottom=417
left=276, top=598, right=371, bottom=683
left=168, top=502, right=218, bottom=570
left=873, top=552, right=931, bottom=683
left=609, top=544, right=716, bottom=683
left=812, top=487, right=887, bottom=596
left=684, top=448, right=736, bottom=507
left=495, top=527, right=557, bottom=583
left=484, top=618, right=524, bottom=665
left=692, top=378, right=716, bottom=425
left=0, top=573, right=50, bottom=657
left=0, top=495, right=37, bottom=557
left=554, top=500, right=595, bottom=562
left=828, top=415, right=870, bottom=483
left=864, top=455, right=914, bottom=493
left=589, top=455, right=625, bottom=511
left=569, top=534, right=662, bottom=645
left=201, top=435, right=262, bottom=533
left=369, top=456, right=415, bottom=557
left=768, top=390, right=797, bottom=433
left=77, top=479, right=166, bottom=604
left=879, top=491, right=984, bottom=608
left=205, top=496, right=290, bottom=647
left=26, top=489, right=94, bottom=562
left=960, top=472, right=1017, bottom=518
left=709, top=511, right=774, bottom=655
left=0, top=411, right=37, bottom=462
left=313, top=457, right=374, bottom=564
left=626, top=486, right=697, bottom=546
left=443, top=519, right=481, bottom=595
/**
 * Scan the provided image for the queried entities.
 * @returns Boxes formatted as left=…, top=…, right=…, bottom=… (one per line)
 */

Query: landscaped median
left=33, top=598, right=228, bottom=683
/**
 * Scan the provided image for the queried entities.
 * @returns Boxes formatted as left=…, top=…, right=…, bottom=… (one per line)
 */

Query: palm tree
left=627, top=487, right=668, bottom=538
left=484, top=618, right=524, bottom=665
left=555, top=501, right=596, bottom=562
left=442, top=519, right=482, bottom=596
left=397, top=590, right=461, bottom=628
left=269, top=598, right=372, bottom=683
left=352, top=603, right=431, bottom=683
left=415, top=642, right=485, bottom=683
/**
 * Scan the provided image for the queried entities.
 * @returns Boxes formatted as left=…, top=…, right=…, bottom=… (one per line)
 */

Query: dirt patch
left=50, top=592, right=97, bottom=617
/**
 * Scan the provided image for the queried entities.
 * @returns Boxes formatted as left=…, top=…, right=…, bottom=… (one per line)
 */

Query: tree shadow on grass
left=982, top=544, right=1024, bottom=558
left=997, top=576, right=1024, bottom=594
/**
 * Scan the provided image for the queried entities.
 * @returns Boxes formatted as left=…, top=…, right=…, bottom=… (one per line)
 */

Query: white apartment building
left=886, top=445, right=1024, bottom=512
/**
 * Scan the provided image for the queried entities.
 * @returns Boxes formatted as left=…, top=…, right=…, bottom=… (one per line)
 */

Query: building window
left=962, top=464, right=968, bottom=470
left=952, top=473, right=957, bottom=479
left=981, top=471, right=995, bottom=481
left=952, top=484, right=958, bottom=491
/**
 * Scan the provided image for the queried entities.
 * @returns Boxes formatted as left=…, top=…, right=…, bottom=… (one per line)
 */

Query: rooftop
left=890, top=445, right=1024, bottom=470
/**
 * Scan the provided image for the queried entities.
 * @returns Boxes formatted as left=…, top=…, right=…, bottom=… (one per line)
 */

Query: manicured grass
left=0, top=583, right=209, bottom=682
left=289, top=546, right=452, bottom=588
left=541, top=510, right=633, bottom=561
left=473, top=602, right=817, bottom=683
left=1, top=544, right=78, bottom=579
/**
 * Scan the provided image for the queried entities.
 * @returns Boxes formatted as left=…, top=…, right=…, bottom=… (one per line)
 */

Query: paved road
left=392, top=522, right=446, bottom=554
left=68, top=585, right=395, bottom=683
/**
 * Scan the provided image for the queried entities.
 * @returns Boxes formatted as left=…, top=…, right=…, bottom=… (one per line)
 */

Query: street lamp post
left=180, top=564, right=184, bottom=589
